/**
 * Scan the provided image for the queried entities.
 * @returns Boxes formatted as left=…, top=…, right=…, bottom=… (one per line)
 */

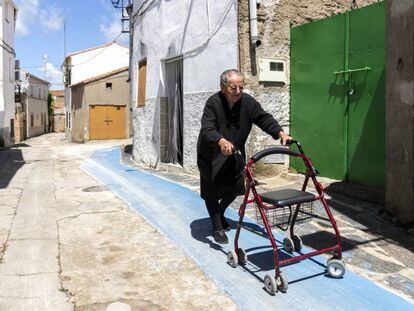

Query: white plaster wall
left=27, top=97, right=48, bottom=137
left=0, top=0, right=16, bottom=146
left=70, top=43, right=129, bottom=85
left=131, top=0, right=238, bottom=169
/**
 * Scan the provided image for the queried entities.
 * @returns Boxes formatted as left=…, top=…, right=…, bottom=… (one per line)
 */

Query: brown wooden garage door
left=89, top=105, right=126, bottom=140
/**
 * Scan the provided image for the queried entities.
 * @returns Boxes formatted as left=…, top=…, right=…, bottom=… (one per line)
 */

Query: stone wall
left=14, top=107, right=26, bottom=143
left=182, top=91, right=217, bottom=174
left=132, top=97, right=159, bottom=167
left=386, top=0, right=414, bottom=225
left=52, top=113, right=65, bottom=133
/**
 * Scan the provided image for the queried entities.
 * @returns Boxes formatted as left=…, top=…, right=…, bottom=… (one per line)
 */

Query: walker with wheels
left=227, top=141, right=345, bottom=295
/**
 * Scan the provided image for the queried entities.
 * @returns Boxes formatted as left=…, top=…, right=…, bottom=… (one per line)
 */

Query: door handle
left=333, top=66, right=371, bottom=75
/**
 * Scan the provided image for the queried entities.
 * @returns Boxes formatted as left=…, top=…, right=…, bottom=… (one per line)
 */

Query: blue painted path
left=81, top=148, right=414, bottom=310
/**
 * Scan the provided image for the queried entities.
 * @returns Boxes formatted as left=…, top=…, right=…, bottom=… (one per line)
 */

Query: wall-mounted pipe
left=249, top=0, right=261, bottom=47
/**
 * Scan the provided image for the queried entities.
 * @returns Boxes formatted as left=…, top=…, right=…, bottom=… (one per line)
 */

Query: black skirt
left=200, top=156, right=245, bottom=201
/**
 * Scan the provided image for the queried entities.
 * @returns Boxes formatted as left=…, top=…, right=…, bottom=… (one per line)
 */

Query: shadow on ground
left=0, top=145, right=28, bottom=188
left=190, top=217, right=331, bottom=286
left=324, top=193, right=414, bottom=254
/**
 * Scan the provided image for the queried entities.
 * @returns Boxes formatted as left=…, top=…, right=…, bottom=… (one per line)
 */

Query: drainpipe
left=249, top=0, right=261, bottom=47
left=126, top=0, right=133, bottom=82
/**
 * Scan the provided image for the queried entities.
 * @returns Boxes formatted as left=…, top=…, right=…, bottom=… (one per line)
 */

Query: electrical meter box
left=258, top=58, right=286, bottom=83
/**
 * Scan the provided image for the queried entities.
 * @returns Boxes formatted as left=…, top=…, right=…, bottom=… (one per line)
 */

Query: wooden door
left=107, top=106, right=125, bottom=139
left=89, top=105, right=108, bottom=140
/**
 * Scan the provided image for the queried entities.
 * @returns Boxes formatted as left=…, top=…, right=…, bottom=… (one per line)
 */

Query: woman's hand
left=278, top=131, right=292, bottom=146
left=218, top=138, right=234, bottom=155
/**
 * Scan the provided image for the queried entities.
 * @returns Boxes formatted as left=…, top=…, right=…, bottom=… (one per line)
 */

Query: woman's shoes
left=221, top=218, right=231, bottom=232
left=213, top=230, right=229, bottom=244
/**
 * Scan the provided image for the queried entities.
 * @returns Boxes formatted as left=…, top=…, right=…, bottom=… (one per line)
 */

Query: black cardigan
left=197, top=91, right=283, bottom=184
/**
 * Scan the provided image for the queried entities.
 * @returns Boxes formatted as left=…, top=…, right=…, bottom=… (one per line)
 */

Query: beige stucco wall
left=70, top=85, right=87, bottom=143
left=238, top=0, right=379, bottom=157
left=70, top=70, right=131, bottom=143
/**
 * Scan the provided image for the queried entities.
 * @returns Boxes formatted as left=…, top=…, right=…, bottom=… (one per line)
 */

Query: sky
left=14, top=0, right=128, bottom=90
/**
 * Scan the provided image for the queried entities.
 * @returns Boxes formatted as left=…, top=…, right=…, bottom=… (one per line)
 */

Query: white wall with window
left=130, top=0, right=238, bottom=172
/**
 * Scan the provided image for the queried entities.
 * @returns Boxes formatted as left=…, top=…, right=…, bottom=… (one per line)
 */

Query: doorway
left=89, top=105, right=126, bottom=140
left=163, top=57, right=184, bottom=165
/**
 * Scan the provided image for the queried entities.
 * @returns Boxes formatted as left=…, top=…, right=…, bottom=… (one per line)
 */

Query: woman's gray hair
left=220, top=69, right=243, bottom=86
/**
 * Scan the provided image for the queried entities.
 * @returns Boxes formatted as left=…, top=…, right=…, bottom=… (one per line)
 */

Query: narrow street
left=0, top=133, right=236, bottom=310
left=1, top=133, right=413, bottom=310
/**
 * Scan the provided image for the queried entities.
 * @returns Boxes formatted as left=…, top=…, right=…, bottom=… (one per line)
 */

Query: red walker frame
left=228, top=141, right=345, bottom=294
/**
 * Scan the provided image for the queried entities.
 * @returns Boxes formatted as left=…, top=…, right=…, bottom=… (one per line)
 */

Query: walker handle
left=286, top=140, right=305, bottom=155
left=250, top=147, right=300, bottom=163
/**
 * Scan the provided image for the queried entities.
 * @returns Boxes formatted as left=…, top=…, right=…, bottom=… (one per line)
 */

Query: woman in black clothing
left=197, top=69, right=292, bottom=244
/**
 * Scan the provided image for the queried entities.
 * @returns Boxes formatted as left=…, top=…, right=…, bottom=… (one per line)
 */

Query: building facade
left=128, top=0, right=412, bottom=223
left=50, top=90, right=65, bottom=132
left=129, top=0, right=376, bottom=172
left=130, top=0, right=238, bottom=170
left=15, top=72, right=50, bottom=140
left=69, top=67, right=131, bottom=143
left=62, top=42, right=129, bottom=142
left=0, top=0, right=17, bottom=147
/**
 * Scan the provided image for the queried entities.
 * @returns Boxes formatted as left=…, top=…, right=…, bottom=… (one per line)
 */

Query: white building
left=62, top=42, right=129, bottom=142
left=130, top=0, right=238, bottom=171
left=17, top=72, right=50, bottom=138
left=0, top=0, right=17, bottom=147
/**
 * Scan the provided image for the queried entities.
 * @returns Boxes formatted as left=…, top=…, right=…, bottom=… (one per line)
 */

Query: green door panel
left=348, top=2, right=386, bottom=188
left=290, top=1, right=385, bottom=189
left=290, top=14, right=347, bottom=179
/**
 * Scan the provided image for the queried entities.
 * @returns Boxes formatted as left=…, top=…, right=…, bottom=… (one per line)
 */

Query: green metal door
left=290, top=2, right=385, bottom=189
left=347, top=2, right=386, bottom=188
left=290, top=14, right=347, bottom=180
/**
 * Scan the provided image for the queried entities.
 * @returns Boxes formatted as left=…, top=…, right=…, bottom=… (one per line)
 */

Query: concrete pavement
left=0, top=134, right=236, bottom=310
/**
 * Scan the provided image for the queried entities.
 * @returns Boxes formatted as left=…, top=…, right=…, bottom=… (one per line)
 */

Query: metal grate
left=254, top=201, right=314, bottom=230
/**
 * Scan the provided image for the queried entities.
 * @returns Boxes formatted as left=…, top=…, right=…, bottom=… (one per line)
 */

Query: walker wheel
left=264, top=274, right=277, bottom=295
left=227, top=250, right=238, bottom=268
left=277, top=272, right=288, bottom=292
left=283, top=237, right=294, bottom=253
left=292, top=235, right=303, bottom=251
left=326, top=259, right=346, bottom=278
left=237, top=248, right=247, bottom=265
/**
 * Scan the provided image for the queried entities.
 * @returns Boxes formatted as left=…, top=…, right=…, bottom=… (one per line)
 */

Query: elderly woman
left=197, top=69, right=292, bottom=244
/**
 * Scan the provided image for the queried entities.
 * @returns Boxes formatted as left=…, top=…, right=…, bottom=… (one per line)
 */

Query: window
left=137, top=59, right=147, bottom=107
left=10, top=119, right=14, bottom=138
left=38, top=88, right=41, bottom=99
left=30, top=86, right=34, bottom=97
left=43, top=90, right=47, bottom=99
left=30, top=114, right=34, bottom=127
left=106, top=82, right=112, bottom=90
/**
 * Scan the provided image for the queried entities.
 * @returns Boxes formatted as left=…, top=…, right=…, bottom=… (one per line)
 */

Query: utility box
left=258, top=58, right=286, bottom=83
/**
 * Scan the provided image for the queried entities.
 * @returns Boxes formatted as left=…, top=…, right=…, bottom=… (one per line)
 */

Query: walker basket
left=254, top=201, right=315, bottom=229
